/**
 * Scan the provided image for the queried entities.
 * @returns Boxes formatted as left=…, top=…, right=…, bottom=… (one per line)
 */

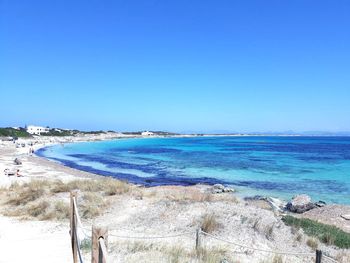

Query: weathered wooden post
left=70, top=191, right=78, bottom=263
left=196, top=228, right=202, bottom=252
left=316, top=249, right=322, bottom=263
left=92, top=226, right=108, bottom=263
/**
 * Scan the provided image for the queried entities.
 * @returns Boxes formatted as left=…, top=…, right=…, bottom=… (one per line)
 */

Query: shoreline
left=4, top=134, right=350, bottom=206
left=35, top=135, right=350, bottom=206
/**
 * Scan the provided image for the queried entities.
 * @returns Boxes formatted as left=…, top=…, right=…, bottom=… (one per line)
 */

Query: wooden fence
left=69, top=191, right=338, bottom=263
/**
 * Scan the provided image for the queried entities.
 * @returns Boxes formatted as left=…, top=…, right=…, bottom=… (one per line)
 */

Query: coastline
left=0, top=135, right=349, bottom=262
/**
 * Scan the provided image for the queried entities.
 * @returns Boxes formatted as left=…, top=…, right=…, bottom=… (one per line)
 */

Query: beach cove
left=37, top=136, right=350, bottom=205
left=0, top=134, right=349, bottom=262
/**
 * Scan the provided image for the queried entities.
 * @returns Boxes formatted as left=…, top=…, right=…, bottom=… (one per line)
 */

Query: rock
left=244, top=196, right=286, bottom=213
left=315, top=201, right=326, bottom=207
left=211, top=184, right=235, bottom=194
left=244, top=195, right=268, bottom=201
left=286, top=194, right=316, bottom=213
left=14, top=158, right=22, bottom=165
left=341, top=214, right=350, bottom=220
left=267, top=197, right=286, bottom=213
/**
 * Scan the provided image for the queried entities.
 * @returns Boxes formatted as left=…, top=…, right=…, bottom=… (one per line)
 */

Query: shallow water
left=37, top=136, right=350, bottom=204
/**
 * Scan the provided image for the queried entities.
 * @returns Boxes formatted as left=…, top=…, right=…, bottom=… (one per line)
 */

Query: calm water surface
left=37, top=136, right=350, bottom=204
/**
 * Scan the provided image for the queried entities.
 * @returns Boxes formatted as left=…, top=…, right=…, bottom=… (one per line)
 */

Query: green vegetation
left=41, top=128, right=107, bottom=136
left=0, top=127, right=31, bottom=138
left=282, top=215, right=350, bottom=249
left=40, top=129, right=76, bottom=136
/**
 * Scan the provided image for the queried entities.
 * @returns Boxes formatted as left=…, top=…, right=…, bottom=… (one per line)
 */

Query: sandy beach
left=0, top=135, right=349, bottom=263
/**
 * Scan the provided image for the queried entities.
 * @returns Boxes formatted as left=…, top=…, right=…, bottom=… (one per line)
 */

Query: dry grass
left=336, top=250, right=350, bottom=263
left=51, top=178, right=131, bottom=196
left=165, top=189, right=213, bottom=203
left=263, top=224, right=275, bottom=240
left=110, top=241, right=232, bottom=263
left=295, top=232, right=303, bottom=242
left=80, top=192, right=108, bottom=219
left=201, top=213, right=220, bottom=233
left=259, top=255, right=284, bottom=263
left=306, top=237, right=318, bottom=250
left=27, top=200, right=50, bottom=218
left=3, top=199, right=69, bottom=220
left=6, top=180, right=48, bottom=206
left=52, top=200, right=70, bottom=220
left=1, top=177, right=129, bottom=221
left=192, top=247, right=230, bottom=263
left=252, top=218, right=261, bottom=231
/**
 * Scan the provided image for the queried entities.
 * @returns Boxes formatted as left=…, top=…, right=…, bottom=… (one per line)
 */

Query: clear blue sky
left=1, top=0, right=349, bottom=133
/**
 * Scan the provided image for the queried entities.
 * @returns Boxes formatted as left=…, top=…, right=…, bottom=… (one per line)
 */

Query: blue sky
left=1, top=0, right=349, bottom=133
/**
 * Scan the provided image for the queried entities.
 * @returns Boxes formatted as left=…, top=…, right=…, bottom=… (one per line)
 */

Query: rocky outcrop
left=286, top=194, right=316, bottom=213
left=211, top=184, right=235, bottom=194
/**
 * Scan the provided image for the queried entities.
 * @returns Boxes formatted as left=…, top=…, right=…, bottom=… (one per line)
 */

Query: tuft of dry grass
left=168, top=246, right=184, bottom=263
left=336, top=251, right=350, bottom=263
left=191, top=247, right=230, bottom=263
left=51, top=178, right=131, bottom=196
left=306, top=237, right=318, bottom=250
left=263, top=224, right=275, bottom=240
left=295, top=232, right=303, bottom=242
left=3, top=199, right=69, bottom=221
left=7, top=180, right=47, bottom=206
left=260, top=255, right=284, bottom=263
left=103, top=178, right=130, bottom=195
left=28, top=200, right=50, bottom=218
left=252, top=218, right=261, bottom=231
left=201, top=214, right=220, bottom=233
left=2, top=178, right=120, bottom=220
left=51, top=180, right=71, bottom=193
left=52, top=200, right=70, bottom=220
left=166, top=189, right=213, bottom=203
left=80, top=192, right=108, bottom=219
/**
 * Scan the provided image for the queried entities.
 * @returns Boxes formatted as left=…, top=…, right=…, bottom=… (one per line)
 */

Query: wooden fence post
left=316, top=249, right=322, bottom=263
left=70, top=191, right=78, bottom=263
left=92, top=226, right=108, bottom=263
left=196, top=228, right=201, bottom=251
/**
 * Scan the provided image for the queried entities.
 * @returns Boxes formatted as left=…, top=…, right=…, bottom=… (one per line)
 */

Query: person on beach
left=16, top=169, right=23, bottom=177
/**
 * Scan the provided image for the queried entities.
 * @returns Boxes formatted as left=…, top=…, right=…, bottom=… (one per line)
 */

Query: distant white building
left=26, top=125, right=49, bottom=135
left=141, top=131, right=154, bottom=136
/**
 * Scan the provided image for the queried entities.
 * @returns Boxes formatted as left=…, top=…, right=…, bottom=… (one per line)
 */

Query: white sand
left=0, top=217, right=71, bottom=263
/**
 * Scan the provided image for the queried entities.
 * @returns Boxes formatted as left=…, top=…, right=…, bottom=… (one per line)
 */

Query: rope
left=73, top=198, right=91, bottom=239
left=98, top=238, right=110, bottom=263
left=73, top=221, right=85, bottom=263
left=200, top=230, right=314, bottom=256
left=108, top=231, right=193, bottom=240
left=323, top=255, right=339, bottom=263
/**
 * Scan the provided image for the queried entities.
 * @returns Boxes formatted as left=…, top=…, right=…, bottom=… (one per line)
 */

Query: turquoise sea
left=37, top=136, right=350, bottom=204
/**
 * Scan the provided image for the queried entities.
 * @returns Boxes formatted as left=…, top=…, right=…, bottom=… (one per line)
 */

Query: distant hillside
left=0, top=127, right=31, bottom=138
left=0, top=127, right=111, bottom=138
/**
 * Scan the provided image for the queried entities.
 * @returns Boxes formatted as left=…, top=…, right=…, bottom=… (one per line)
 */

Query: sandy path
left=0, top=217, right=71, bottom=263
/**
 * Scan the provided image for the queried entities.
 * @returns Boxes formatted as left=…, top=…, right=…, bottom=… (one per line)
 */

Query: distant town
left=0, top=125, right=179, bottom=140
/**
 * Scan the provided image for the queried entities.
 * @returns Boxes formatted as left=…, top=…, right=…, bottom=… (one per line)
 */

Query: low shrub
left=282, top=215, right=350, bottom=249
left=201, top=214, right=220, bottom=233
